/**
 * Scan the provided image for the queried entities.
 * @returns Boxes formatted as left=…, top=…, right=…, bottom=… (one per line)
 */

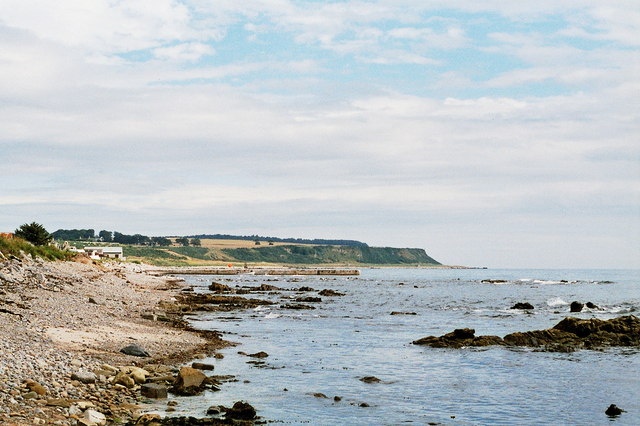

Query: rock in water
left=119, top=344, right=150, bottom=357
left=510, top=302, right=534, bottom=310
left=141, top=383, right=168, bottom=399
left=605, top=404, right=623, bottom=416
left=360, top=376, right=381, bottom=383
left=226, top=401, right=257, bottom=420
left=570, top=301, right=584, bottom=313
left=191, top=362, right=215, bottom=370
left=586, top=302, right=599, bottom=309
left=171, top=366, right=207, bottom=396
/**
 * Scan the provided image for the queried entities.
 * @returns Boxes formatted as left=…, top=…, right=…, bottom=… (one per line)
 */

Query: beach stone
left=119, top=366, right=149, bottom=384
left=570, top=301, right=584, bottom=313
left=112, top=372, right=136, bottom=389
left=511, top=302, right=534, bottom=310
left=82, top=409, right=107, bottom=425
left=605, top=404, right=623, bottom=416
left=24, top=380, right=47, bottom=396
left=119, top=344, right=150, bottom=357
left=225, top=401, right=256, bottom=420
left=68, top=405, right=83, bottom=416
left=191, top=362, right=214, bottom=371
left=23, top=391, right=38, bottom=399
left=141, top=384, right=167, bottom=399
left=71, top=371, right=97, bottom=384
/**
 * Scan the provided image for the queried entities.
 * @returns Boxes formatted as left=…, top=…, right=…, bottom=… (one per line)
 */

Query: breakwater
left=149, top=267, right=360, bottom=276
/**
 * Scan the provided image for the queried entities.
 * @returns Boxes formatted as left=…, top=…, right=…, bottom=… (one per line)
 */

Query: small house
left=82, top=246, right=124, bottom=260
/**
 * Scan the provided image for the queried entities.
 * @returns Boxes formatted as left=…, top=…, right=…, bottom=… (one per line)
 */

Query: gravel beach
left=0, top=254, right=228, bottom=425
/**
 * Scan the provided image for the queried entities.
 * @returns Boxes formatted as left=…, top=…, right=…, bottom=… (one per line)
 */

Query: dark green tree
left=14, top=222, right=52, bottom=246
left=99, top=230, right=113, bottom=242
left=151, top=237, right=172, bottom=246
left=190, top=238, right=201, bottom=246
left=176, top=237, right=190, bottom=246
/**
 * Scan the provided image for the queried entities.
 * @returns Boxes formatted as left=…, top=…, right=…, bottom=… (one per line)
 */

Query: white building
left=82, top=247, right=124, bottom=260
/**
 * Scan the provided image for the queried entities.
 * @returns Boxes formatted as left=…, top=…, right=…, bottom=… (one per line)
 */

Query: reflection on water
left=155, top=269, right=640, bottom=425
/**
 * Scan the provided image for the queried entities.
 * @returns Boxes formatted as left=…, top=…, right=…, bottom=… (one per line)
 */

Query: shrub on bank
left=0, top=236, right=74, bottom=261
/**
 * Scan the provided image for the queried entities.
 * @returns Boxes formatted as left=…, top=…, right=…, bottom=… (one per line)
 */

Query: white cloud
left=153, top=42, right=214, bottom=62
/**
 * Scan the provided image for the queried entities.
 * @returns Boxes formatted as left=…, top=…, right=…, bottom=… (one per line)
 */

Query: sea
left=152, top=268, right=640, bottom=425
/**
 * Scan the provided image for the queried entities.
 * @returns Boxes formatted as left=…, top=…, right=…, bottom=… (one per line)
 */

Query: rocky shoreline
left=412, top=315, right=640, bottom=352
left=0, top=254, right=238, bottom=425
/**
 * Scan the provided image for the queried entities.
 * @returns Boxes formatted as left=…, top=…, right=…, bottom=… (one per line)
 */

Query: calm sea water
left=156, top=269, right=640, bottom=425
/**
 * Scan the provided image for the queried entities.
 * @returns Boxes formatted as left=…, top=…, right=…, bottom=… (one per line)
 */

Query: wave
left=546, top=297, right=569, bottom=307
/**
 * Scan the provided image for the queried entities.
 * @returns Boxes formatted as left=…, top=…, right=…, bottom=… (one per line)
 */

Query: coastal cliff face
left=169, top=245, right=441, bottom=265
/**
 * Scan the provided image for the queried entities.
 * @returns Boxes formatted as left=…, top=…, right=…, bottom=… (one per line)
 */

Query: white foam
left=265, top=313, right=280, bottom=319
left=547, top=297, right=568, bottom=307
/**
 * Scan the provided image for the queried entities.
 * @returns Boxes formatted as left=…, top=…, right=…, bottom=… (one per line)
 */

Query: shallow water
left=156, top=269, right=640, bottom=425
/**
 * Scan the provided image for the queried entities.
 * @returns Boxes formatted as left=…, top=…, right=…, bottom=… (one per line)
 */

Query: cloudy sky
left=1, top=1, right=638, bottom=268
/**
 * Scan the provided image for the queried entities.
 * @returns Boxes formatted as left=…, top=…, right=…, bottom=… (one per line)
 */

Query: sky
left=0, top=1, right=638, bottom=268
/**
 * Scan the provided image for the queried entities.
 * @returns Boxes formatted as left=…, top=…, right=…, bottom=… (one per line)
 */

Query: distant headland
left=50, top=229, right=444, bottom=267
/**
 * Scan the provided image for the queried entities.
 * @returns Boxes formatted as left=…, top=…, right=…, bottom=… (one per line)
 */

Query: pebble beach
left=0, top=253, right=228, bottom=425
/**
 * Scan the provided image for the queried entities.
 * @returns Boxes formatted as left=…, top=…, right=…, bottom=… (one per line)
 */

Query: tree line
left=50, top=229, right=200, bottom=247
left=185, top=234, right=368, bottom=247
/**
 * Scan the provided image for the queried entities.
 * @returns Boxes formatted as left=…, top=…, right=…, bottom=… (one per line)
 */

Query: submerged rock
left=281, top=303, right=315, bottom=310
left=359, top=376, right=381, bottom=383
left=295, top=296, right=322, bottom=303
left=318, top=289, right=345, bottom=296
left=413, top=328, right=505, bottom=348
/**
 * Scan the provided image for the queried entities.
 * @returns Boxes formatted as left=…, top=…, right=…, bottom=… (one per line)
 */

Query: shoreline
left=0, top=256, right=232, bottom=425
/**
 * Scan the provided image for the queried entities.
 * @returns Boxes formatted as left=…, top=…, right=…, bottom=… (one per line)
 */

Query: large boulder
left=71, top=370, right=97, bottom=384
left=209, top=282, right=231, bottom=293
left=141, top=383, right=168, bottom=399
left=171, top=367, right=207, bottom=396
left=119, top=344, right=150, bottom=357
left=570, top=301, right=584, bottom=313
